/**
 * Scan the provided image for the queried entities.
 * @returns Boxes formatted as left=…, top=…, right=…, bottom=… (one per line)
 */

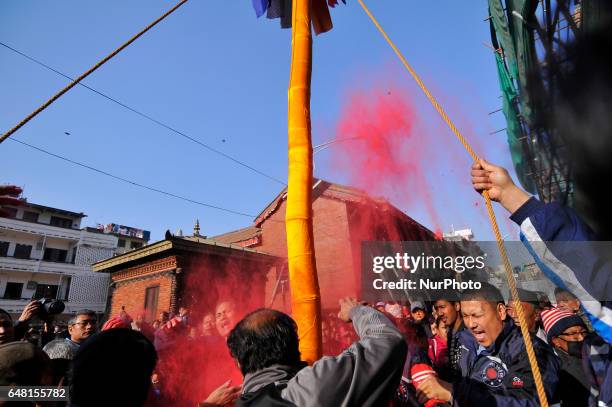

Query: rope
left=356, top=1, right=549, bottom=406
left=0, top=0, right=189, bottom=144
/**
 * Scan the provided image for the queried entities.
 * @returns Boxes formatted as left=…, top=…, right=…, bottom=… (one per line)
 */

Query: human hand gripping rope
left=356, top=1, right=549, bottom=405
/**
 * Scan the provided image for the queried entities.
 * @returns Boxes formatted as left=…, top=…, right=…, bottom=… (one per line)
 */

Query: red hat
left=540, top=307, right=585, bottom=342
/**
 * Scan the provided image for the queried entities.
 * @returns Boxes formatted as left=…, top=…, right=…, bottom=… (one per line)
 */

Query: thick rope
left=0, top=0, right=189, bottom=144
left=356, top=1, right=549, bottom=406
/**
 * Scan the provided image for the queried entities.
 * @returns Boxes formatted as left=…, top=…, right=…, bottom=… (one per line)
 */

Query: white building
left=0, top=201, right=117, bottom=319
left=86, top=223, right=150, bottom=255
left=443, top=227, right=475, bottom=241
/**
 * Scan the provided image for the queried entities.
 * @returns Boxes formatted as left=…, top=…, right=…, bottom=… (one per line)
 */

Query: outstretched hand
left=200, top=380, right=242, bottom=406
left=471, top=159, right=530, bottom=214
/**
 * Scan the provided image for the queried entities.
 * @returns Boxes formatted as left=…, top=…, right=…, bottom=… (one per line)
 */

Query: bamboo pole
left=286, top=0, right=322, bottom=364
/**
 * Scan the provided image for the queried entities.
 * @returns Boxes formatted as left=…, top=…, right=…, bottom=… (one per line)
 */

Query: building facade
left=0, top=201, right=117, bottom=319
left=86, top=223, right=150, bottom=255
left=93, top=233, right=281, bottom=323
left=213, top=180, right=437, bottom=312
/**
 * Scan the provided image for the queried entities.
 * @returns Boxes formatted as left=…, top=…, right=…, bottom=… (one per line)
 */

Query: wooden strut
left=356, top=0, right=550, bottom=406
left=0, top=0, right=189, bottom=144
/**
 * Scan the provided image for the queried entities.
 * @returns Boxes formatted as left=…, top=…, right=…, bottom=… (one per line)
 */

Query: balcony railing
left=0, top=256, right=88, bottom=275
left=0, top=217, right=81, bottom=240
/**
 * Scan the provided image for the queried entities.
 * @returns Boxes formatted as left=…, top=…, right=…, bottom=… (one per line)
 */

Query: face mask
left=566, top=340, right=584, bottom=359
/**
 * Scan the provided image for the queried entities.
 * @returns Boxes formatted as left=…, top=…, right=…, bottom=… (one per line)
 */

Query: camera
left=37, top=298, right=65, bottom=316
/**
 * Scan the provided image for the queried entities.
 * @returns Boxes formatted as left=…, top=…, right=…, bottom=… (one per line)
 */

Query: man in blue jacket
left=417, top=283, right=559, bottom=406
left=471, top=158, right=612, bottom=406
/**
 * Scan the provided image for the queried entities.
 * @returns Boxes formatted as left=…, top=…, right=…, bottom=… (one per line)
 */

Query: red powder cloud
left=330, top=85, right=442, bottom=232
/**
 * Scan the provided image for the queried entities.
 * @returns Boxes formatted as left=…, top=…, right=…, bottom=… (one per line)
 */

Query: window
left=131, top=241, right=143, bottom=249
left=43, top=248, right=68, bottom=263
left=117, top=239, right=126, bottom=248
left=34, top=284, right=58, bottom=299
left=50, top=216, right=72, bottom=228
left=0, top=241, right=9, bottom=257
left=13, top=244, right=32, bottom=259
left=22, top=211, right=39, bottom=222
left=3, top=282, right=23, bottom=299
left=144, top=286, right=159, bottom=322
left=59, top=276, right=71, bottom=301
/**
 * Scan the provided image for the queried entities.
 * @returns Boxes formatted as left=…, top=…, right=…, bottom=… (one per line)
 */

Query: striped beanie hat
left=541, top=307, right=586, bottom=341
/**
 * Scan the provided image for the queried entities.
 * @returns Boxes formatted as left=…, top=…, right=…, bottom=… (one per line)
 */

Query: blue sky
left=0, top=1, right=520, bottom=242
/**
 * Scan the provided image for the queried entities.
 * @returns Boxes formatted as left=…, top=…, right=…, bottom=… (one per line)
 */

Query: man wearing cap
left=411, top=301, right=433, bottom=339
left=541, top=307, right=590, bottom=406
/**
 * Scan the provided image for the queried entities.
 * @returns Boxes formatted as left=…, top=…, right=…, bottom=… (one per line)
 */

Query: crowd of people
left=1, top=158, right=611, bottom=406
left=0, top=287, right=605, bottom=406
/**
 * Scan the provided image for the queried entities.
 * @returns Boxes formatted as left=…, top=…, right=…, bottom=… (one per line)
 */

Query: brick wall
left=258, top=196, right=356, bottom=311
left=110, top=273, right=174, bottom=321
left=109, top=256, right=178, bottom=321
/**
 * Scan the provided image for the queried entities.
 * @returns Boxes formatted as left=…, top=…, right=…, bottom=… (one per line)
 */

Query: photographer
left=12, top=299, right=65, bottom=347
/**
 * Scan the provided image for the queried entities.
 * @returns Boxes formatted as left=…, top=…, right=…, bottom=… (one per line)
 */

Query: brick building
left=94, top=179, right=436, bottom=320
left=213, top=179, right=436, bottom=312
left=93, top=233, right=281, bottom=322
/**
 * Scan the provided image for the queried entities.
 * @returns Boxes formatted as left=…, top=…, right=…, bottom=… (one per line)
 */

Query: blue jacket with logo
left=453, top=319, right=559, bottom=407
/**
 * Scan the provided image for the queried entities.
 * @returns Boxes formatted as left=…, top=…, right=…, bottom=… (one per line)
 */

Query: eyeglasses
left=0, top=320, right=13, bottom=328
left=72, top=320, right=97, bottom=328
left=559, top=329, right=588, bottom=339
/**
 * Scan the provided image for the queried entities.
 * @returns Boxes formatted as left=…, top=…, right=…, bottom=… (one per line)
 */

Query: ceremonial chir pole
left=286, top=0, right=322, bottom=364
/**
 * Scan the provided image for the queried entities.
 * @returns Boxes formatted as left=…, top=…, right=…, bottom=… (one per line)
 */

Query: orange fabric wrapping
left=286, top=0, right=322, bottom=364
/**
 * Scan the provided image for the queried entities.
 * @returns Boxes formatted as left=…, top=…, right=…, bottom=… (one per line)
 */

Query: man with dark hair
left=433, top=297, right=464, bottom=381
left=0, top=341, right=53, bottom=388
left=70, top=329, right=157, bottom=407
left=228, top=309, right=301, bottom=376
left=417, top=283, right=559, bottom=406
left=228, top=297, right=407, bottom=406
left=66, top=309, right=97, bottom=353
left=506, top=288, right=547, bottom=342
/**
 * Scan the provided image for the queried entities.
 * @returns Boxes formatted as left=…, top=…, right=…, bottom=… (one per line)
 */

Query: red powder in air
left=331, top=86, right=442, bottom=232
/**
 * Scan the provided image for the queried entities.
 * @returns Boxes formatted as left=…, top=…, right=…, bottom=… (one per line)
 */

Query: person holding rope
left=416, top=283, right=559, bottom=406
left=471, top=159, right=612, bottom=406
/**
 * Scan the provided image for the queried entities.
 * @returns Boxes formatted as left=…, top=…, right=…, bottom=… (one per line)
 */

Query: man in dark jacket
left=227, top=297, right=407, bottom=407
left=434, top=297, right=465, bottom=381
left=417, top=283, right=559, bottom=406
left=471, top=158, right=612, bottom=406
left=541, top=307, right=590, bottom=406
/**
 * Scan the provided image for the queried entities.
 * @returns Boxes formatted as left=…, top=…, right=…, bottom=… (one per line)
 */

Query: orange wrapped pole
left=286, top=0, right=322, bottom=364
